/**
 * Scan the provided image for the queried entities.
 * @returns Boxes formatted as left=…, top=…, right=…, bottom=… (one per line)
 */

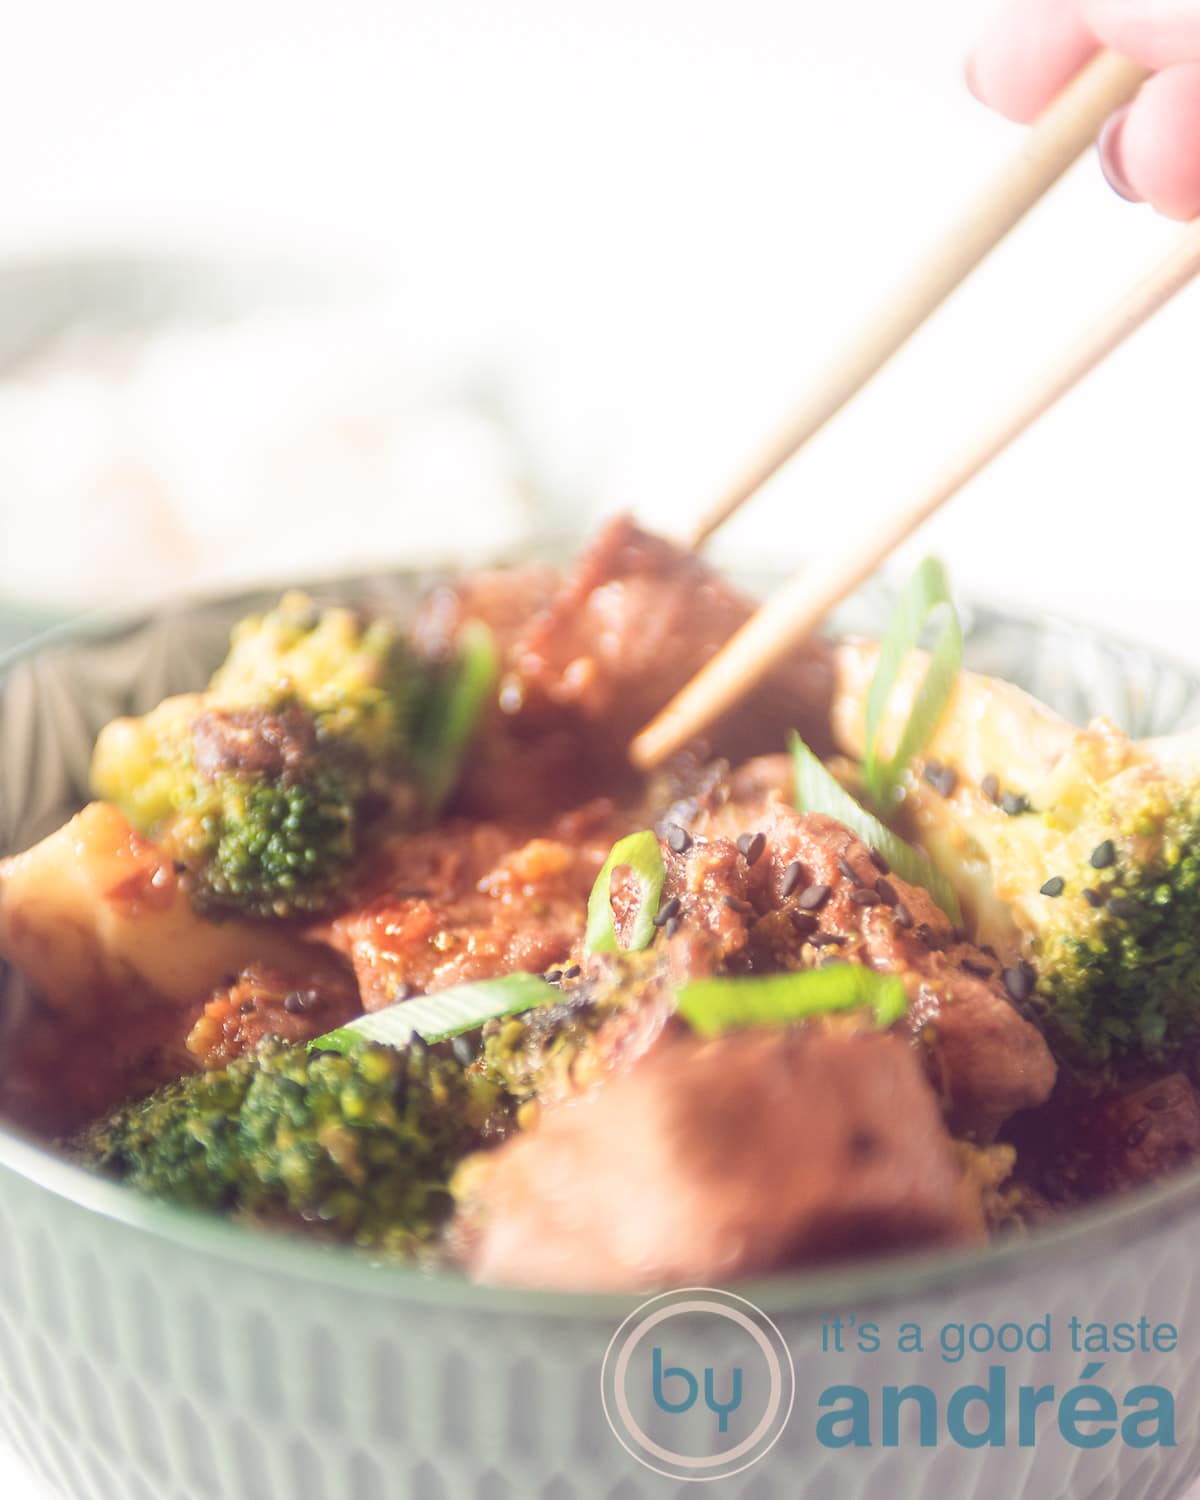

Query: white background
left=1, top=1, right=1198, bottom=1495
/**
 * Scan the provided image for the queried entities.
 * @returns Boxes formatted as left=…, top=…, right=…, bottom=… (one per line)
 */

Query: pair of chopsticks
left=630, top=50, right=1200, bottom=770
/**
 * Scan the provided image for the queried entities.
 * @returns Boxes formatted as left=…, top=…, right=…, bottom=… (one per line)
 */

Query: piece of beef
left=310, top=798, right=633, bottom=1008
left=0, top=1001, right=203, bottom=1139
left=508, top=515, right=835, bottom=760
left=185, top=957, right=361, bottom=1070
left=1085, top=1075, right=1200, bottom=1191
left=1006, top=1072, right=1200, bottom=1205
left=652, top=779, right=1057, bottom=1140
left=455, top=1028, right=986, bottom=1291
left=412, top=563, right=605, bottom=819
left=415, top=519, right=835, bottom=819
left=412, top=563, right=562, bottom=665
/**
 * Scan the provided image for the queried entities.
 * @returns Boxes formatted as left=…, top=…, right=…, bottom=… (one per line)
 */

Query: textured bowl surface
left=2, top=573, right=1200, bottom=1500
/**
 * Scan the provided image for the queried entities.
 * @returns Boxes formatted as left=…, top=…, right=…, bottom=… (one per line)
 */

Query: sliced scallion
left=310, top=971, right=556, bottom=1054
left=413, top=619, right=499, bottom=811
left=790, top=730, right=962, bottom=924
left=584, top=830, right=666, bottom=954
left=863, top=556, right=962, bottom=813
left=676, top=963, right=908, bottom=1039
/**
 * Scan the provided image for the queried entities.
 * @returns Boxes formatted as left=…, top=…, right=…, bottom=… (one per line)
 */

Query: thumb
left=1081, top=0, right=1200, bottom=69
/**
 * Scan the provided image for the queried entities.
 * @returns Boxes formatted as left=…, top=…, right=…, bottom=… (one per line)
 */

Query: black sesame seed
left=1003, top=965, right=1034, bottom=1003
left=737, top=831, right=766, bottom=866
left=563, top=964, right=581, bottom=979
left=894, top=902, right=914, bottom=929
left=1090, top=840, right=1116, bottom=870
left=1146, top=1094, right=1171, bottom=1112
left=1001, top=791, right=1030, bottom=817
left=797, top=884, right=831, bottom=911
left=980, top=944, right=998, bottom=959
left=283, top=991, right=306, bottom=1014
left=981, top=773, right=1000, bottom=804
left=1040, top=876, right=1065, bottom=898
left=962, top=959, right=993, bottom=979
left=545, top=969, right=563, bottom=984
left=1082, top=887, right=1104, bottom=908
left=1124, top=1117, right=1153, bottom=1149
left=780, top=861, right=804, bottom=898
left=923, top=761, right=945, bottom=789
left=664, top=917, right=680, bottom=939
left=875, top=877, right=899, bottom=907
left=239, top=1000, right=255, bottom=1015
left=849, top=887, right=880, bottom=906
left=789, top=911, right=819, bottom=940
left=809, top=932, right=846, bottom=948
left=451, top=1035, right=477, bottom=1067
left=722, top=895, right=755, bottom=915
left=933, top=767, right=958, bottom=798
left=666, top=824, right=692, bottom=854
left=174, top=860, right=188, bottom=875
left=868, top=847, right=890, bottom=875
left=653, top=896, right=682, bottom=927
left=1108, top=895, right=1140, bottom=921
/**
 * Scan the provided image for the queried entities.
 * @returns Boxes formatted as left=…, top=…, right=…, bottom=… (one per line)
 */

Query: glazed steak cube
left=457, top=1027, right=986, bottom=1290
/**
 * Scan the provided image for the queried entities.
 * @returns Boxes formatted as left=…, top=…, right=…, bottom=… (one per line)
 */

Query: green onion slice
left=863, top=556, right=962, bottom=812
left=414, top=620, right=499, bottom=811
left=311, top=972, right=556, bottom=1053
left=676, top=964, right=908, bottom=1039
left=790, top=730, right=962, bottom=924
left=584, top=830, right=666, bottom=954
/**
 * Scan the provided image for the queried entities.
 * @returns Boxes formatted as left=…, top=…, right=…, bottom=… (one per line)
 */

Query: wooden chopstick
left=631, top=217, right=1200, bottom=770
left=687, top=48, right=1149, bottom=550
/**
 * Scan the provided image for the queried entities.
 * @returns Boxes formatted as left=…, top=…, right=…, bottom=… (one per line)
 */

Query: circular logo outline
left=600, top=1286, right=796, bottom=1482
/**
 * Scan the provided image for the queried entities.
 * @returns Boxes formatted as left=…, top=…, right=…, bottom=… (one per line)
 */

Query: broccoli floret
left=71, top=1038, right=507, bottom=1256
left=903, top=719, right=1200, bottom=1071
left=480, top=953, right=675, bottom=1117
left=91, top=593, right=420, bottom=919
left=209, top=591, right=415, bottom=760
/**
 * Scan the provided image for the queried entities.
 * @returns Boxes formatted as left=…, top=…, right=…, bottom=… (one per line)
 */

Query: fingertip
left=1082, top=0, right=1200, bottom=72
left=968, top=0, right=1100, bottom=124
left=964, top=44, right=1047, bottom=124
left=1117, top=65, right=1200, bottom=221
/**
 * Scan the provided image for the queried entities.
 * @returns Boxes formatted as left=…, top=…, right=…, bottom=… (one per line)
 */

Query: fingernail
left=1097, top=106, right=1140, bottom=203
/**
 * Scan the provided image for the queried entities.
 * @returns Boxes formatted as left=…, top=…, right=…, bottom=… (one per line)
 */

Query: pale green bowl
left=2, top=575, right=1200, bottom=1500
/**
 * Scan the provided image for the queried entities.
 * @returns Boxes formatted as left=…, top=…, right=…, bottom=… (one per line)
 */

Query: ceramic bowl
left=2, top=575, right=1200, bottom=1500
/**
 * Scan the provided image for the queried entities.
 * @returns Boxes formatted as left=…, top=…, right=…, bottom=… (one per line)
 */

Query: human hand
left=967, top=0, right=1200, bottom=219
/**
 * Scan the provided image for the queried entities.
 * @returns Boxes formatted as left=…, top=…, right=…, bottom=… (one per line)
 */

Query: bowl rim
left=4, top=569, right=1200, bottom=1319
